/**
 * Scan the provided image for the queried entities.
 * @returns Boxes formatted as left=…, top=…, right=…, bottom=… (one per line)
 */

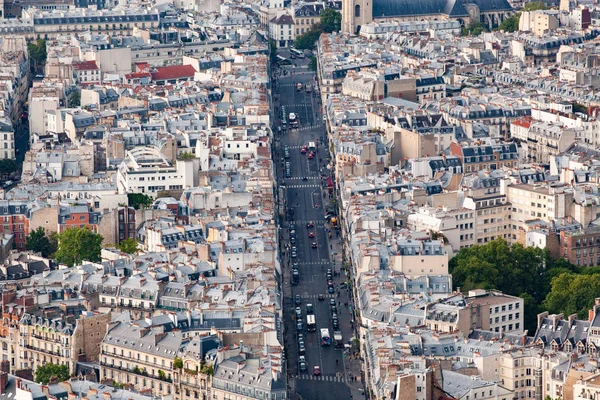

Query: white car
left=323, top=114, right=327, bottom=121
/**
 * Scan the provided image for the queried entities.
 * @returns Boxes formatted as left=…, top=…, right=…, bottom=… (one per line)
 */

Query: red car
left=313, top=366, right=321, bottom=376
left=307, top=151, right=314, bottom=159
left=300, top=147, right=307, bottom=154
left=308, top=232, right=315, bottom=238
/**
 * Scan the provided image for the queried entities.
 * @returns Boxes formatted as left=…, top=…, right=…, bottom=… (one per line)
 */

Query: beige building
left=463, top=192, right=512, bottom=245
left=342, top=70, right=416, bottom=102
left=389, top=239, right=448, bottom=278
left=502, top=181, right=572, bottom=240
left=498, top=347, right=543, bottom=400
left=19, top=311, right=111, bottom=374
left=101, top=321, right=179, bottom=396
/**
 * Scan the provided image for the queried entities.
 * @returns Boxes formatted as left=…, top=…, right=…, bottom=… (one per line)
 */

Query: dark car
left=330, top=299, right=336, bottom=306
left=318, top=294, right=325, bottom=301
left=295, top=295, right=302, bottom=305
left=328, top=286, right=335, bottom=294
left=306, top=304, right=314, bottom=314
left=331, top=305, right=337, bottom=314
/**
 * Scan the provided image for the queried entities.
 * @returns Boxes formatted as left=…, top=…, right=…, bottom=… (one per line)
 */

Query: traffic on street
left=272, top=50, right=362, bottom=400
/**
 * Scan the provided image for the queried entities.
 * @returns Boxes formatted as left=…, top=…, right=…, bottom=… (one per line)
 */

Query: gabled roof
left=151, top=65, right=197, bottom=81
left=73, top=60, right=99, bottom=71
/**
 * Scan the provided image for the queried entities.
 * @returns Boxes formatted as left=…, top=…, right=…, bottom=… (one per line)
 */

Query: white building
left=269, top=14, right=294, bottom=48
left=116, top=146, right=199, bottom=196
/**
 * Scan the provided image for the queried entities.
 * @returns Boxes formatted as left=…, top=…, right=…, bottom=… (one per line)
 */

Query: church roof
left=372, top=0, right=511, bottom=19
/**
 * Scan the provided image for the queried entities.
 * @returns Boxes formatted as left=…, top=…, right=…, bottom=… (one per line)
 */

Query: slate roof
left=372, top=0, right=511, bottom=19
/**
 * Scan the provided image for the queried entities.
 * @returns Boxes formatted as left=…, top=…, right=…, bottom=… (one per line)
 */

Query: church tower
left=342, top=0, right=373, bottom=34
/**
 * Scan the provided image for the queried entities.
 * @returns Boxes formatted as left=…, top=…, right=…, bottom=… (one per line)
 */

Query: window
left=354, top=4, right=360, bottom=17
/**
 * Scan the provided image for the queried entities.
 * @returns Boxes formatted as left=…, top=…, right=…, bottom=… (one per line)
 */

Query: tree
left=0, top=159, right=17, bottom=180
left=294, top=28, right=323, bottom=50
left=128, top=193, right=153, bottom=210
left=118, top=238, right=138, bottom=254
left=320, top=8, right=342, bottom=33
left=173, top=357, right=183, bottom=370
left=497, top=14, right=520, bottom=32
left=68, top=90, right=81, bottom=108
left=27, top=39, right=47, bottom=75
left=522, top=1, right=547, bottom=11
left=26, top=227, right=57, bottom=258
left=269, top=39, right=278, bottom=64
left=308, top=56, right=317, bottom=72
left=543, top=272, right=600, bottom=319
left=55, top=227, right=103, bottom=267
left=178, top=152, right=196, bottom=160
left=461, top=21, right=488, bottom=36
left=35, top=363, right=70, bottom=384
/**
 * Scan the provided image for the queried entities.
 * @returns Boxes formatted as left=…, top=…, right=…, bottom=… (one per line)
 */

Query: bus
left=308, top=142, right=316, bottom=152
left=276, top=55, right=292, bottom=65
left=307, top=315, right=316, bottom=332
left=290, top=48, right=304, bottom=59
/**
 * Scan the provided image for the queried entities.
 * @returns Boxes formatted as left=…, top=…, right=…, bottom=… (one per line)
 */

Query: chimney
left=0, top=372, right=7, bottom=394
left=236, top=361, right=245, bottom=375
left=271, top=368, right=279, bottom=382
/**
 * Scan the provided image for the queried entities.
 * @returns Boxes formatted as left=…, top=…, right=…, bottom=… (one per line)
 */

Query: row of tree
left=26, top=227, right=139, bottom=267
left=450, top=238, right=595, bottom=333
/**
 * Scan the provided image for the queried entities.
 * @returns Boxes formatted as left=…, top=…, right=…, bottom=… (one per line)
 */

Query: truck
left=307, top=314, right=316, bottom=332
left=334, top=330, right=343, bottom=348
left=320, top=328, right=331, bottom=346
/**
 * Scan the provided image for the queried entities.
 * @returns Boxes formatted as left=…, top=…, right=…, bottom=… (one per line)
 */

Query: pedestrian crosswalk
left=294, top=125, right=322, bottom=131
left=289, top=220, right=326, bottom=225
left=284, top=184, right=320, bottom=189
left=286, top=176, right=318, bottom=180
left=296, top=261, right=331, bottom=266
left=297, top=374, right=345, bottom=382
left=300, top=293, right=335, bottom=299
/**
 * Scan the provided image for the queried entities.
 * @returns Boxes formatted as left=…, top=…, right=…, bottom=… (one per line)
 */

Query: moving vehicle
left=311, top=242, right=318, bottom=248
left=306, top=303, right=314, bottom=314
left=308, top=142, right=316, bottom=152
left=320, top=328, right=331, bottom=346
left=308, top=232, right=315, bottom=238
left=334, top=331, right=343, bottom=348
left=300, top=146, right=308, bottom=154
left=296, top=82, right=303, bottom=91
left=292, top=270, right=299, bottom=285
left=318, top=294, right=325, bottom=301
left=313, top=366, right=321, bottom=376
left=289, top=113, right=299, bottom=128
left=290, top=48, right=304, bottom=59
left=295, top=295, right=301, bottom=305
left=307, top=221, right=315, bottom=228
left=307, top=314, right=316, bottom=332
left=276, top=55, right=292, bottom=65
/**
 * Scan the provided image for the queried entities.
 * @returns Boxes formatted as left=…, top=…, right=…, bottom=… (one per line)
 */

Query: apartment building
left=389, top=238, right=448, bottom=278
left=100, top=321, right=179, bottom=396
left=463, top=192, right=512, bottom=245
left=449, top=142, right=519, bottom=173
left=407, top=206, right=475, bottom=252
left=19, top=311, right=111, bottom=375
left=498, top=347, right=543, bottom=400
left=269, top=14, right=294, bottom=48
left=525, top=121, right=578, bottom=164
left=560, top=225, right=600, bottom=267
left=503, top=182, right=572, bottom=237
left=116, top=146, right=199, bottom=196
left=425, top=290, right=524, bottom=334
left=22, top=7, right=160, bottom=40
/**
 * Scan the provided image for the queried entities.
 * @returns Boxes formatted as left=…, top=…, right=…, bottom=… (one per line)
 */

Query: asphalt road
left=273, top=54, right=355, bottom=400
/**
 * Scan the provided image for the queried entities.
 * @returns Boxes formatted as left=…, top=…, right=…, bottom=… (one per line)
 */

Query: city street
left=272, top=53, right=362, bottom=400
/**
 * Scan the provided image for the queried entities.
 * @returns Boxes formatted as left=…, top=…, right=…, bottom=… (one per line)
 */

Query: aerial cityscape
left=0, top=0, right=598, bottom=398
